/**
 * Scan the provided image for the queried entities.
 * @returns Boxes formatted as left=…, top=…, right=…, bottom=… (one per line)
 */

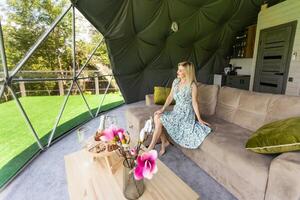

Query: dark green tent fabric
left=74, top=0, right=279, bottom=103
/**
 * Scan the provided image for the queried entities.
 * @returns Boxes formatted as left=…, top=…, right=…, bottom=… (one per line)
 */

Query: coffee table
left=64, top=150, right=200, bottom=200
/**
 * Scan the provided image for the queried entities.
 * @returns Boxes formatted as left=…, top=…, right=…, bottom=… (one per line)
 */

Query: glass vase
left=123, top=158, right=144, bottom=199
left=77, top=126, right=89, bottom=149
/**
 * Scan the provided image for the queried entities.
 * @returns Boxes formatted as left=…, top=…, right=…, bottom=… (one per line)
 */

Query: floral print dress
left=160, top=78, right=212, bottom=149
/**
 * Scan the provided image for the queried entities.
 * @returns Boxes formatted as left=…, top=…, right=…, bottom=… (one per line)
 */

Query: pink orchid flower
left=130, top=147, right=137, bottom=156
left=134, top=150, right=158, bottom=180
left=99, top=126, right=115, bottom=142
left=116, top=128, right=126, bottom=144
left=100, top=125, right=127, bottom=144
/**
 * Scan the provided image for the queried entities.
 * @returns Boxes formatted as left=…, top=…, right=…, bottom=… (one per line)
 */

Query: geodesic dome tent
left=0, top=0, right=282, bottom=190
left=74, top=0, right=281, bottom=103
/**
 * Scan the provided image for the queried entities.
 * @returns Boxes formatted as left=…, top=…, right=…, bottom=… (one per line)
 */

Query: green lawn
left=0, top=93, right=124, bottom=188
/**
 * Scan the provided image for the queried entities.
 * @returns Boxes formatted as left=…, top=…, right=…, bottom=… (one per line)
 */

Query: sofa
left=125, top=83, right=300, bottom=200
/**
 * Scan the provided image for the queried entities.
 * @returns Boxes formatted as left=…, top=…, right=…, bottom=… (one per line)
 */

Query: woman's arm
left=191, top=83, right=210, bottom=126
left=155, top=79, right=176, bottom=115
left=191, top=83, right=201, bottom=121
left=162, top=86, right=174, bottom=111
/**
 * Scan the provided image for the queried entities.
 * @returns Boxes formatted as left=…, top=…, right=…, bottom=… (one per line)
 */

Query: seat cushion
left=181, top=115, right=276, bottom=199
left=265, top=152, right=300, bottom=200
left=180, top=148, right=263, bottom=200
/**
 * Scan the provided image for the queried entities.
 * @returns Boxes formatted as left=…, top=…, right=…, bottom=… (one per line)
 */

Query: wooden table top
left=64, top=150, right=200, bottom=200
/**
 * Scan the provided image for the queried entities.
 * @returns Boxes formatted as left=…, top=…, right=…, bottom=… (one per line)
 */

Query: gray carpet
left=0, top=101, right=237, bottom=200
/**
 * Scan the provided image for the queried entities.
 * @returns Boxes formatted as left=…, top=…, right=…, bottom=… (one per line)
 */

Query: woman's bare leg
left=159, top=131, right=170, bottom=156
left=147, top=113, right=163, bottom=151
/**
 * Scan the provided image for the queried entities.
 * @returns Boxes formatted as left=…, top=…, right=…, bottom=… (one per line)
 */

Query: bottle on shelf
left=238, top=49, right=241, bottom=58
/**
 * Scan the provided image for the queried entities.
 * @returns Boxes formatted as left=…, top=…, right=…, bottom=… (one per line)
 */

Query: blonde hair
left=178, top=61, right=197, bottom=86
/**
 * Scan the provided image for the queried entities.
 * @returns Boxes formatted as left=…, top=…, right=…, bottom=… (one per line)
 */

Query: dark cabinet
left=225, top=75, right=250, bottom=90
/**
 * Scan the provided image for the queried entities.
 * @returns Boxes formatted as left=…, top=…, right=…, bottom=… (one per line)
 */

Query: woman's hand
left=154, top=108, right=164, bottom=115
left=198, top=119, right=211, bottom=127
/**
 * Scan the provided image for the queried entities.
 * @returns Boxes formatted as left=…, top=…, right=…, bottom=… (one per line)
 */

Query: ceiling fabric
left=74, top=0, right=278, bottom=103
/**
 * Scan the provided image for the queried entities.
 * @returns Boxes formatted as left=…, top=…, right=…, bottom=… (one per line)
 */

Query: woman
left=147, top=61, right=212, bottom=156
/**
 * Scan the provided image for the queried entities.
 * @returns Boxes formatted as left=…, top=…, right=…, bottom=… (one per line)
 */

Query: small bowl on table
left=84, top=130, right=119, bottom=159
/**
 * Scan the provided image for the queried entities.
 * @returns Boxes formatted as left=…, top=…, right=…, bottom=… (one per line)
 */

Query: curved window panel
left=0, top=87, right=41, bottom=188
left=1, top=1, right=70, bottom=72
left=52, top=78, right=124, bottom=141
left=0, top=2, right=125, bottom=190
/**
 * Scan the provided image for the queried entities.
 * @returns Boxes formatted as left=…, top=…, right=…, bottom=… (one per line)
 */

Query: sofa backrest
left=197, top=82, right=219, bottom=116
left=265, top=95, right=300, bottom=124
left=216, top=86, right=300, bottom=131
left=145, top=82, right=219, bottom=116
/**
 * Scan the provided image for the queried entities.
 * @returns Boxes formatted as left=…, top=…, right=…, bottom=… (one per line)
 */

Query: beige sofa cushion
left=265, top=95, right=300, bottom=124
left=181, top=115, right=275, bottom=200
left=145, top=94, right=155, bottom=106
left=265, top=152, right=300, bottom=200
left=232, top=90, right=273, bottom=131
left=197, top=82, right=219, bottom=115
left=216, top=86, right=300, bottom=131
left=125, top=106, right=158, bottom=146
left=181, top=147, right=263, bottom=200
left=215, top=86, right=243, bottom=123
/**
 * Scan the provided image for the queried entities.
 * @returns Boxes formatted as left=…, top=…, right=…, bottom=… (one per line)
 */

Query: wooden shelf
left=231, top=24, right=256, bottom=58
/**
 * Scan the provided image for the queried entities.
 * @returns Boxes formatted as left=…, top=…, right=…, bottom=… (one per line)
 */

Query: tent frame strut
left=96, top=75, right=113, bottom=117
left=0, top=20, right=8, bottom=99
left=47, top=81, right=74, bottom=147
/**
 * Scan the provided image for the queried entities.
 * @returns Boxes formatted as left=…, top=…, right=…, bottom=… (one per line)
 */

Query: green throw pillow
left=154, top=86, right=175, bottom=105
left=246, top=117, right=300, bottom=154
